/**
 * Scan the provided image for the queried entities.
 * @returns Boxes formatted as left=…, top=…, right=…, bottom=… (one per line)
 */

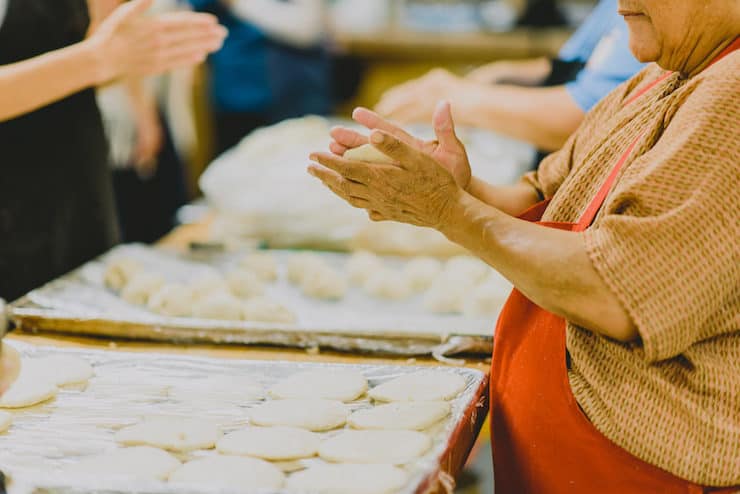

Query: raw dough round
left=422, top=274, right=467, bottom=314
left=120, top=273, right=165, bottom=306
left=239, top=252, right=278, bottom=282
left=286, top=464, right=408, bottom=494
left=443, top=256, right=490, bottom=283
left=147, top=283, right=195, bottom=317
left=0, top=372, right=57, bottom=408
left=301, top=265, right=348, bottom=301
left=227, top=270, right=265, bottom=299
left=249, top=399, right=347, bottom=431
left=169, top=455, right=285, bottom=489
left=363, top=269, right=413, bottom=300
left=191, top=292, right=243, bottom=321
left=344, top=144, right=395, bottom=164
left=24, top=355, right=94, bottom=386
left=115, top=416, right=221, bottom=452
left=319, top=429, right=431, bottom=465
left=0, top=411, right=12, bottom=432
left=64, top=446, right=180, bottom=481
left=190, top=272, right=230, bottom=299
left=287, top=253, right=328, bottom=285
left=463, top=275, right=511, bottom=317
left=369, top=371, right=467, bottom=402
left=168, top=375, right=264, bottom=403
left=242, top=297, right=296, bottom=324
left=402, top=257, right=442, bottom=292
left=348, top=401, right=450, bottom=431
left=217, top=426, right=320, bottom=460
left=103, top=258, right=142, bottom=292
left=346, top=250, right=384, bottom=285
left=269, top=370, right=367, bottom=402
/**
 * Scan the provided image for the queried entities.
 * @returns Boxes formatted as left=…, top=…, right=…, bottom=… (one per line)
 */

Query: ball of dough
left=169, top=456, right=285, bottom=490
left=348, top=401, right=450, bottom=431
left=147, top=283, right=196, bottom=317
left=346, top=250, right=384, bottom=285
left=319, top=429, right=431, bottom=465
left=269, top=370, right=367, bottom=402
left=301, top=266, right=348, bottom=301
left=249, top=399, right=347, bottom=431
left=24, top=355, right=94, bottom=386
left=120, top=272, right=165, bottom=306
left=191, top=292, right=243, bottom=321
left=103, top=258, right=142, bottom=292
left=422, top=274, right=467, bottom=314
left=63, top=446, right=180, bottom=481
left=287, top=253, right=328, bottom=285
left=239, top=252, right=278, bottom=282
left=115, top=416, right=221, bottom=452
left=369, top=371, right=467, bottom=402
left=344, top=144, right=395, bottom=164
left=286, top=464, right=408, bottom=494
left=463, top=275, right=512, bottom=317
left=189, top=272, right=230, bottom=299
left=443, top=255, right=490, bottom=283
left=402, top=257, right=442, bottom=292
left=363, top=269, right=413, bottom=300
left=0, top=411, right=12, bottom=433
left=217, top=426, right=320, bottom=460
left=227, top=270, right=265, bottom=299
left=242, top=297, right=296, bottom=324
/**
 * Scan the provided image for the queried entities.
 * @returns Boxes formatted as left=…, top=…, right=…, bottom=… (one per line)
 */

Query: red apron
left=490, top=39, right=740, bottom=494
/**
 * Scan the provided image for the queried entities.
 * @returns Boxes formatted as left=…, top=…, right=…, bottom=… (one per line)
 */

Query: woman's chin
left=626, top=26, right=661, bottom=63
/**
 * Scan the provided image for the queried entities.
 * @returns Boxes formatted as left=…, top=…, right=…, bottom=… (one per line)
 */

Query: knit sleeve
left=583, top=64, right=740, bottom=362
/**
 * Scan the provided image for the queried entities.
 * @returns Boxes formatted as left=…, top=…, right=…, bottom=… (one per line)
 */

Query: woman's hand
left=375, top=69, right=466, bottom=124
left=87, top=0, right=227, bottom=83
left=329, top=102, right=472, bottom=191
left=309, top=128, right=463, bottom=229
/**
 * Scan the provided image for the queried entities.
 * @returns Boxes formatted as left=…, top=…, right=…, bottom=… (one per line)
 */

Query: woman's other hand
left=329, top=102, right=472, bottom=190
left=375, top=69, right=464, bottom=124
left=88, top=0, right=227, bottom=82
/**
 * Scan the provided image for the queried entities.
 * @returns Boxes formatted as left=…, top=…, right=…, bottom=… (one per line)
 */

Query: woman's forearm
left=467, top=176, right=541, bottom=216
left=452, top=82, right=584, bottom=152
left=0, top=40, right=105, bottom=122
left=440, top=189, right=637, bottom=342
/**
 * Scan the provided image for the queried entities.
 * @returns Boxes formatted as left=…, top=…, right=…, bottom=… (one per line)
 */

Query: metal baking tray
left=9, top=245, right=496, bottom=358
left=0, top=342, right=488, bottom=494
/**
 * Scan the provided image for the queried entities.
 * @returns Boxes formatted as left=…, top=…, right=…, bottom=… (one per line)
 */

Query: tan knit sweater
left=524, top=54, right=739, bottom=486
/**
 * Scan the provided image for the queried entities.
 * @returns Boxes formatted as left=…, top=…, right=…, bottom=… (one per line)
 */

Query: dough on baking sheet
left=249, top=399, right=347, bottom=431
left=103, top=258, right=142, bottom=292
left=168, top=455, right=285, bottom=489
left=319, top=429, right=431, bottom=465
left=301, top=265, right=348, bottom=301
left=0, top=411, right=12, bottom=432
left=287, top=253, right=328, bottom=285
left=191, top=292, right=243, bottom=321
left=369, top=371, right=466, bottom=402
left=422, top=274, right=468, bottom=314
left=217, top=426, right=320, bottom=460
left=227, top=269, right=265, bottom=299
left=63, top=446, right=180, bottom=481
left=120, top=272, right=165, bottom=306
left=287, top=464, right=408, bottom=494
left=269, top=370, right=367, bottom=402
left=242, top=297, right=296, bottom=324
left=346, top=250, right=384, bottom=285
left=344, top=144, right=395, bottom=164
left=402, top=257, right=442, bottom=292
left=115, top=416, right=221, bottom=452
left=348, top=401, right=450, bottom=431
left=363, top=269, right=413, bottom=300
left=0, top=372, right=57, bottom=408
left=463, top=275, right=511, bottom=317
left=189, top=272, right=230, bottom=299
left=24, top=355, right=94, bottom=386
left=168, top=375, right=264, bottom=403
left=443, top=256, right=490, bottom=283
left=239, top=252, right=278, bottom=282
left=147, top=283, right=196, bottom=317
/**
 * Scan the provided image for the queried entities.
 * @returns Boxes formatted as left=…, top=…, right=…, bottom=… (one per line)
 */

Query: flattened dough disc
left=249, top=399, right=347, bottom=431
left=319, top=429, right=431, bottom=465
left=0, top=373, right=57, bottom=409
left=269, top=370, right=367, bottom=402
left=217, top=426, right=320, bottom=460
left=169, top=455, right=285, bottom=489
left=287, top=464, right=408, bottom=494
left=348, top=401, right=450, bottom=430
left=24, top=355, right=94, bottom=386
left=63, top=446, right=180, bottom=481
left=115, top=417, right=221, bottom=452
left=0, top=411, right=12, bottom=432
left=369, top=371, right=466, bottom=402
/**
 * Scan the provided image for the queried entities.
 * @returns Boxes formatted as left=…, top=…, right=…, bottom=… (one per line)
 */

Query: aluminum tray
left=10, top=245, right=497, bottom=358
left=0, top=342, right=488, bottom=494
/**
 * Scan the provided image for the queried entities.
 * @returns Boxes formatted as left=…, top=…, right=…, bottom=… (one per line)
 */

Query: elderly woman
left=309, top=0, right=739, bottom=491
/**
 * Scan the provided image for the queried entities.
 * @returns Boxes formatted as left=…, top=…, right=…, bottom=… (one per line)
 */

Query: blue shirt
left=188, top=0, right=330, bottom=118
left=559, top=0, right=644, bottom=111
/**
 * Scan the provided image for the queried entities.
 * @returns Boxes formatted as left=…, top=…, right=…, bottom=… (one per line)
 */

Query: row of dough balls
left=103, top=254, right=295, bottom=323
left=65, top=446, right=409, bottom=494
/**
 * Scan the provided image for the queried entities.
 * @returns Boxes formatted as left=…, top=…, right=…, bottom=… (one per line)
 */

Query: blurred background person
left=189, top=0, right=331, bottom=156
left=376, top=0, right=644, bottom=155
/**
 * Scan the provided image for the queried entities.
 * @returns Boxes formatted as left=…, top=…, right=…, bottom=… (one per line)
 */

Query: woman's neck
left=682, top=35, right=738, bottom=78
